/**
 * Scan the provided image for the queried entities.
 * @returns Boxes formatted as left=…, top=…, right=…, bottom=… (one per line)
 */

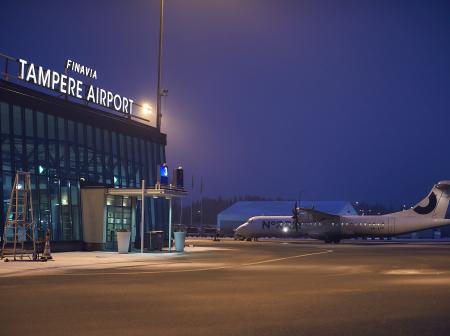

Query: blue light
left=159, top=164, right=169, bottom=185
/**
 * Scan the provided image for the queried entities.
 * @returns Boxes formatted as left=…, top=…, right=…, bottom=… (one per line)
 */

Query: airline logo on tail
left=413, top=192, right=437, bottom=215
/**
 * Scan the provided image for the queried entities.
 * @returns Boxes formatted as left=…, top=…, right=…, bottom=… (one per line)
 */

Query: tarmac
left=1, top=239, right=450, bottom=336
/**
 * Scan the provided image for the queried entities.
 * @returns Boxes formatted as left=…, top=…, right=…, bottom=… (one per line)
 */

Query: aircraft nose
left=235, top=223, right=249, bottom=237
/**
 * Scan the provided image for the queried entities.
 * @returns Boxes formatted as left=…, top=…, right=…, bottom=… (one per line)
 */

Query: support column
left=168, top=197, right=172, bottom=252
left=140, top=180, right=145, bottom=253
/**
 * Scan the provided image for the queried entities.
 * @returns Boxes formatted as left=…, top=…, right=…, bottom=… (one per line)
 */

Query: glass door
left=105, top=195, right=134, bottom=250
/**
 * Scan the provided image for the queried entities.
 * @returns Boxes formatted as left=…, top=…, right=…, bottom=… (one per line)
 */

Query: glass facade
left=0, top=87, right=167, bottom=244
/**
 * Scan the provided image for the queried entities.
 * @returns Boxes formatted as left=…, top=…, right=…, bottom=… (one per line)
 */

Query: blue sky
left=2, top=0, right=450, bottom=206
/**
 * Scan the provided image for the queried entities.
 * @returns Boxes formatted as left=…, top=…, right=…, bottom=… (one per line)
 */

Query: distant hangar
left=217, top=201, right=357, bottom=236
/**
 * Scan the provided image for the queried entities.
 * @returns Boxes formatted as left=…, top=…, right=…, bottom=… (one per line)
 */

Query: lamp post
left=156, top=0, right=165, bottom=130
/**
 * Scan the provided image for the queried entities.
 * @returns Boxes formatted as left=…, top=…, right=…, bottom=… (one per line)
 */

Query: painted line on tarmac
left=240, top=249, right=333, bottom=267
left=4, top=249, right=333, bottom=277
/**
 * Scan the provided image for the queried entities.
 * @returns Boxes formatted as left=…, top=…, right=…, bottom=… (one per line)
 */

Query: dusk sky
left=2, top=0, right=450, bottom=206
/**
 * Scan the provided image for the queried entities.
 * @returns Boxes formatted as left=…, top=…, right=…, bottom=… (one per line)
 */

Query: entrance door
left=105, top=195, right=134, bottom=250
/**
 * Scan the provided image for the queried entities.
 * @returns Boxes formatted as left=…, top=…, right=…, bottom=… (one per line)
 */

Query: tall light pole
left=156, top=0, right=165, bottom=131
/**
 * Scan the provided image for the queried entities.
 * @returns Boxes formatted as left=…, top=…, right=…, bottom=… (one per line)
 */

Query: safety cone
left=43, top=228, right=52, bottom=260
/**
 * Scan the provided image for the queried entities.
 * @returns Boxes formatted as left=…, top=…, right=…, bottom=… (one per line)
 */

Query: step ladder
left=1, top=172, right=37, bottom=261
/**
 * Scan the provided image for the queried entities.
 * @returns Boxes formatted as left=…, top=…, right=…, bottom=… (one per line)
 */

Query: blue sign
left=159, top=164, right=168, bottom=185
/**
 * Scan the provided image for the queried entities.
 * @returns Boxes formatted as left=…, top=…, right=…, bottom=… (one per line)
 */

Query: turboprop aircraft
left=234, top=180, right=450, bottom=243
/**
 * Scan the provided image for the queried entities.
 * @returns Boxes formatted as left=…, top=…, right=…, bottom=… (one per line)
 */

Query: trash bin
left=149, top=231, right=164, bottom=251
left=174, top=231, right=186, bottom=252
left=117, top=231, right=131, bottom=254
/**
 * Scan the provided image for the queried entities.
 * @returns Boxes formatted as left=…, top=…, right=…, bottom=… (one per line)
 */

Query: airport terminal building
left=0, top=54, right=171, bottom=250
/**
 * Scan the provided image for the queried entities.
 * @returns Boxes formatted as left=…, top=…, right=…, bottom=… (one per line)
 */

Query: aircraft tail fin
left=411, top=181, right=450, bottom=219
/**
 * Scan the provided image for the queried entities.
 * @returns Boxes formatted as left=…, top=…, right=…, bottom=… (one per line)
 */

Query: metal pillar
left=156, top=0, right=165, bottom=130
left=140, top=180, right=145, bottom=253
left=168, top=198, right=172, bottom=252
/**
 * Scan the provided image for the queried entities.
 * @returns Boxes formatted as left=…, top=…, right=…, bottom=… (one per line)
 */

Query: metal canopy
left=107, top=187, right=187, bottom=199
left=107, top=183, right=187, bottom=253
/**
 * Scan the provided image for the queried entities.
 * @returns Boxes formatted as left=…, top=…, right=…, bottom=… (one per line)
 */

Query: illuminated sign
left=65, top=59, right=97, bottom=79
left=17, top=58, right=133, bottom=115
left=159, top=164, right=168, bottom=185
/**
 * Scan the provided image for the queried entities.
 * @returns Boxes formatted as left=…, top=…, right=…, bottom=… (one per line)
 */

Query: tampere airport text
left=17, top=58, right=133, bottom=114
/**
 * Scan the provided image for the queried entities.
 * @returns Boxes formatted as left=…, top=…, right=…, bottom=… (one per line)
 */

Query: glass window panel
left=70, top=183, right=79, bottom=206
left=13, top=137, right=24, bottom=170
left=59, top=143, right=65, bottom=168
left=103, top=130, right=110, bottom=153
left=87, top=149, right=94, bottom=172
left=126, top=136, right=132, bottom=161
left=47, top=115, right=55, bottom=139
left=0, top=102, right=9, bottom=134
left=69, top=145, right=76, bottom=170
left=78, top=145, right=86, bottom=171
left=36, top=111, right=45, bottom=138
left=24, top=108, right=34, bottom=136
left=77, top=122, right=84, bottom=145
left=68, top=120, right=75, bottom=143
left=111, top=132, right=118, bottom=155
left=2, top=138, right=11, bottom=171
left=133, top=138, right=140, bottom=165
left=57, top=117, right=65, bottom=141
left=86, top=125, right=93, bottom=148
left=38, top=142, right=46, bottom=163
left=119, top=134, right=125, bottom=159
left=13, top=105, right=22, bottom=136
left=95, top=127, right=103, bottom=152
left=25, top=141, right=35, bottom=166
left=48, top=142, right=56, bottom=166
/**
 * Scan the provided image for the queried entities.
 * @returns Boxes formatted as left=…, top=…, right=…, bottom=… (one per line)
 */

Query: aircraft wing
left=297, top=207, right=341, bottom=222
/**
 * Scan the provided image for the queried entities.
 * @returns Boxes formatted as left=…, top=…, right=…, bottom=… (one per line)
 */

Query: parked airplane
left=234, top=181, right=450, bottom=243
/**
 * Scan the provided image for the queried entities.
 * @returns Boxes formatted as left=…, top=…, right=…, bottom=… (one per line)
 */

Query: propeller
left=292, top=201, right=300, bottom=231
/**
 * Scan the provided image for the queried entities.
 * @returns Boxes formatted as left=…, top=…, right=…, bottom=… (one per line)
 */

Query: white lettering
left=107, top=91, right=114, bottom=107
left=100, top=89, right=107, bottom=106
left=60, top=74, right=68, bottom=94
left=86, top=85, right=96, bottom=102
left=113, top=94, right=122, bottom=111
left=51, top=71, right=60, bottom=90
left=18, top=59, right=27, bottom=79
left=25, top=63, right=37, bottom=83
left=76, top=80, right=83, bottom=99
left=122, top=98, right=129, bottom=113
left=67, top=77, right=76, bottom=96
left=17, top=59, right=133, bottom=116
left=128, top=99, right=134, bottom=114
left=38, top=67, right=51, bottom=88
left=95, top=86, right=100, bottom=103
